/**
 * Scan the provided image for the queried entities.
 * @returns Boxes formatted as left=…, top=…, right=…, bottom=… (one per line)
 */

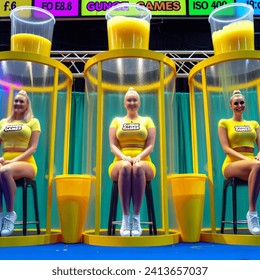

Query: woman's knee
left=0, top=166, right=11, bottom=179
left=252, top=162, right=260, bottom=174
left=132, top=164, right=145, bottom=177
left=119, top=162, right=132, bottom=177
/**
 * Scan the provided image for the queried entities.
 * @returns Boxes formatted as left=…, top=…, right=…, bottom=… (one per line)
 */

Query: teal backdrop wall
left=6, top=90, right=259, bottom=232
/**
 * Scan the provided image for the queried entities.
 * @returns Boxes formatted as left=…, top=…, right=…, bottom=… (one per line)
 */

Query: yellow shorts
left=108, top=147, right=156, bottom=178
left=108, top=157, right=156, bottom=178
left=222, top=152, right=254, bottom=177
left=3, top=152, right=38, bottom=176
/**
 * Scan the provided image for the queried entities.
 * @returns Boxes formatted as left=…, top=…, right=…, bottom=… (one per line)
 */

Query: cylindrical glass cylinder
left=208, top=3, right=254, bottom=55
left=105, top=3, right=151, bottom=50
left=10, top=6, right=56, bottom=56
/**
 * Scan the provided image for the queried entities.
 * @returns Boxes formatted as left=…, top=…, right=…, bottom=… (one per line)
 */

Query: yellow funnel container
left=168, top=173, right=207, bottom=242
left=54, top=174, right=93, bottom=243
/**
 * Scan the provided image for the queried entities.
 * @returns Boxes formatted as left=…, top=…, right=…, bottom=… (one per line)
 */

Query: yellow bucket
left=54, top=174, right=93, bottom=244
left=168, top=173, right=207, bottom=242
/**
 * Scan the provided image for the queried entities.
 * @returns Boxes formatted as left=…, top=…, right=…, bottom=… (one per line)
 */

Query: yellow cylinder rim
left=0, top=51, right=73, bottom=81
left=54, top=174, right=96, bottom=181
left=84, top=49, right=176, bottom=92
left=167, top=173, right=208, bottom=179
left=188, top=50, right=260, bottom=82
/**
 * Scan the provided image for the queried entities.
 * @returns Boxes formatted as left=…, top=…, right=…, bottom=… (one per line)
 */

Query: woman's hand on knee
left=3, top=159, right=13, bottom=165
left=132, top=156, right=141, bottom=164
left=122, top=155, right=132, bottom=162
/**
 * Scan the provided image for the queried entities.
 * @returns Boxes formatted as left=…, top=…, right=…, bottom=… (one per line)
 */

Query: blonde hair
left=230, top=90, right=244, bottom=104
left=8, top=90, right=34, bottom=122
left=125, top=87, right=140, bottom=99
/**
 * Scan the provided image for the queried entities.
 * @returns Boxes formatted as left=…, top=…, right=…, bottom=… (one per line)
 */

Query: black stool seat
left=221, top=177, right=248, bottom=234
left=15, top=178, right=40, bottom=236
left=108, top=181, right=157, bottom=235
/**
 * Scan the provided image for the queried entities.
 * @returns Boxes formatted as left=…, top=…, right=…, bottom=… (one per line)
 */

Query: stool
left=15, top=178, right=40, bottom=236
left=107, top=181, right=157, bottom=235
left=221, top=177, right=248, bottom=234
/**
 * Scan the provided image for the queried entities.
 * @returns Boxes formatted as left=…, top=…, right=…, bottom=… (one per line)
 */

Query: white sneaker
left=132, top=214, right=142, bottom=236
left=1, top=211, right=17, bottom=237
left=246, top=211, right=260, bottom=235
left=120, top=215, right=130, bottom=236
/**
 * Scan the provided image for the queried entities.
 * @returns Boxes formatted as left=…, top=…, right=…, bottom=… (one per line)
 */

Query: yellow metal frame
left=189, top=50, right=260, bottom=92
left=189, top=84, right=198, bottom=172
left=201, top=68, right=216, bottom=233
left=0, top=232, right=61, bottom=247
left=158, top=60, right=169, bottom=234
left=83, top=49, right=177, bottom=246
left=83, top=230, right=180, bottom=247
left=94, top=61, right=103, bottom=235
left=201, top=230, right=260, bottom=245
left=84, top=49, right=176, bottom=92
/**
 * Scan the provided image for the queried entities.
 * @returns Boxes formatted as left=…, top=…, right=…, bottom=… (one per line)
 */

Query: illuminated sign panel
left=81, top=0, right=186, bottom=16
left=0, top=0, right=32, bottom=17
left=34, top=0, right=79, bottom=16
left=0, top=0, right=259, bottom=18
left=189, top=0, right=235, bottom=16
left=236, top=0, right=260, bottom=15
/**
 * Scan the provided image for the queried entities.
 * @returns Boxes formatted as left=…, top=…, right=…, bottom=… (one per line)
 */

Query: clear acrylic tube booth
left=188, top=51, right=260, bottom=245
left=83, top=48, right=179, bottom=246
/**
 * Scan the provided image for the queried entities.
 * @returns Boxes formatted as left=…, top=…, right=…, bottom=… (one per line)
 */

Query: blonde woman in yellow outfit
left=0, top=90, right=41, bottom=237
left=218, top=90, right=260, bottom=235
left=109, top=87, right=156, bottom=237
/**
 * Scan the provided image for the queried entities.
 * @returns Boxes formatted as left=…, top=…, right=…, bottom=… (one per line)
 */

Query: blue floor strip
left=1, top=242, right=260, bottom=260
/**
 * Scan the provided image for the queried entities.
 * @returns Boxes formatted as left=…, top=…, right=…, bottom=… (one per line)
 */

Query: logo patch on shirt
left=234, top=125, right=252, bottom=132
left=122, top=123, right=140, bottom=131
left=4, top=124, right=23, bottom=132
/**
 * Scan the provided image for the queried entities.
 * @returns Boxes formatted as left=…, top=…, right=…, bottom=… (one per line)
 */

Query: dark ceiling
left=1, top=17, right=260, bottom=51
left=0, top=18, right=229, bottom=51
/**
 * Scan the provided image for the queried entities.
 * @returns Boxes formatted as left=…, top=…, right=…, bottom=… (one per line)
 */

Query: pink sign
left=34, top=0, right=79, bottom=17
